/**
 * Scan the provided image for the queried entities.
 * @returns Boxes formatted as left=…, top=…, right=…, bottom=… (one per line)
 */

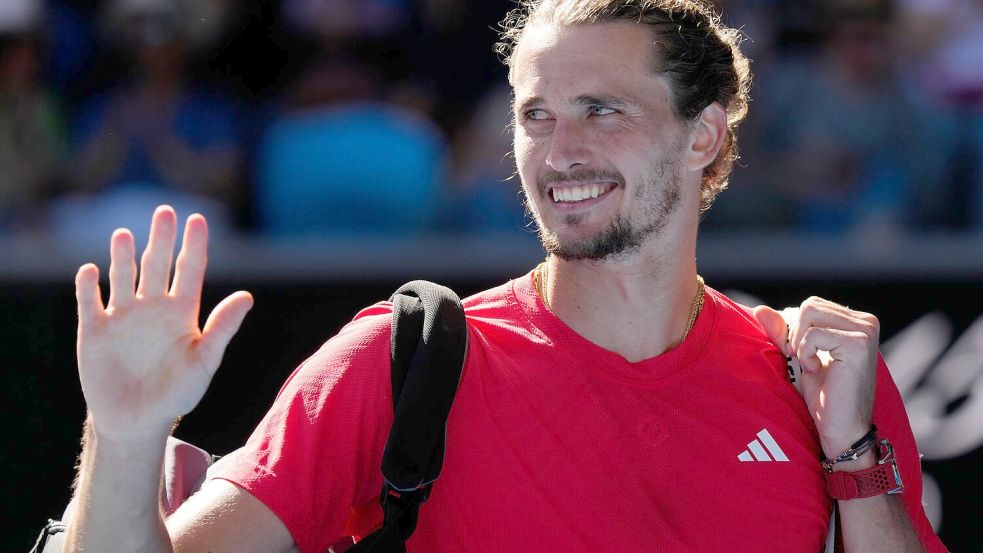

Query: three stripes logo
left=737, top=428, right=789, bottom=462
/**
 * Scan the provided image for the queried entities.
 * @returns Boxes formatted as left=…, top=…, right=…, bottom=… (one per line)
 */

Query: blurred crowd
left=0, top=0, right=981, bottom=244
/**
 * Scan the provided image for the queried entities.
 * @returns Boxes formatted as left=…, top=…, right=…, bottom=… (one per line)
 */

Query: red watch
left=824, top=438, right=904, bottom=500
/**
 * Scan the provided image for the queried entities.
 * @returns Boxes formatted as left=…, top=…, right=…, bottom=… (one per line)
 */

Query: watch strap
left=826, top=463, right=897, bottom=499
left=824, top=438, right=904, bottom=500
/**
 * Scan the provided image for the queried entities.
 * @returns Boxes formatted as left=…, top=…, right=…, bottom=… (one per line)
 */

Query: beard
left=527, top=151, right=682, bottom=262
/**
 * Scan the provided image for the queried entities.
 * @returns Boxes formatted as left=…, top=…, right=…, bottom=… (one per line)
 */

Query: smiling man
left=65, top=1, right=946, bottom=552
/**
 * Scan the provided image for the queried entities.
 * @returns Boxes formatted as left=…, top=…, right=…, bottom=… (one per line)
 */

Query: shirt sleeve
left=871, top=353, right=949, bottom=552
left=207, top=303, right=394, bottom=553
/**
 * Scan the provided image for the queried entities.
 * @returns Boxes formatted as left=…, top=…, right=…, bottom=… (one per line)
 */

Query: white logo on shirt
left=737, top=428, right=789, bottom=462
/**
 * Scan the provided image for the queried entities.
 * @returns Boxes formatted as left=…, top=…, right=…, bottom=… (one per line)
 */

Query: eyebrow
left=514, top=94, right=632, bottom=114
left=573, top=94, right=631, bottom=110
left=514, top=95, right=545, bottom=114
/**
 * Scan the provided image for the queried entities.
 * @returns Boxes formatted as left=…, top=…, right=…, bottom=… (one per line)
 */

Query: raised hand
left=754, top=297, right=880, bottom=458
left=75, top=206, right=253, bottom=441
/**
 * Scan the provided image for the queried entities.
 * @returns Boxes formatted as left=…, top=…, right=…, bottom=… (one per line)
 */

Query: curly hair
left=496, top=0, right=752, bottom=213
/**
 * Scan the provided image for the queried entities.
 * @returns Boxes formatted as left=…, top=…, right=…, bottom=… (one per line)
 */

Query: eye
left=588, top=105, right=616, bottom=116
left=524, top=108, right=551, bottom=121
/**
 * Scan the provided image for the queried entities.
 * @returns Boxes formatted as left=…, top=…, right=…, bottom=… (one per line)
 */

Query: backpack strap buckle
left=379, top=482, right=432, bottom=539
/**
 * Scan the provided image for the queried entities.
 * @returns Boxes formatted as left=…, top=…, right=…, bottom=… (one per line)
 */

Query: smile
left=549, top=182, right=618, bottom=203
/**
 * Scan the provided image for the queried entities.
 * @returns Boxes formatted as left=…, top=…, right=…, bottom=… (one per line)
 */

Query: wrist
left=819, top=423, right=872, bottom=460
left=821, top=424, right=878, bottom=473
left=87, top=412, right=175, bottom=448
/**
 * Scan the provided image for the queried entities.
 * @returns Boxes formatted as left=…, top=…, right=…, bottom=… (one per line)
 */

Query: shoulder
left=272, top=302, right=395, bottom=408
left=461, top=279, right=515, bottom=315
left=706, top=287, right=772, bottom=343
left=460, top=279, right=536, bottom=340
left=290, top=278, right=529, bottom=390
left=701, top=287, right=791, bottom=381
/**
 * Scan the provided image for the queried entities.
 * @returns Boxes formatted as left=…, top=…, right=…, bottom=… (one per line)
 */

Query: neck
left=541, top=233, right=700, bottom=363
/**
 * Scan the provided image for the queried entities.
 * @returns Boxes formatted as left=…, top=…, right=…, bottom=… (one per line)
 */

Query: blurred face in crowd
left=0, top=35, right=40, bottom=93
left=126, top=9, right=186, bottom=82
left=829, top=19, right=893, bottom=85
left=511, top=22, right=694, bottom=261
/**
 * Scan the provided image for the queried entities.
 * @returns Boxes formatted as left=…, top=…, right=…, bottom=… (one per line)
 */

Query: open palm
left=75, top=206, right=252, bottom=440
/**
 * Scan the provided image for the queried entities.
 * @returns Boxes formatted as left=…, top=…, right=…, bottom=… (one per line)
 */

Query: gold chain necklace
left=533, top=261, right=706, bottom=341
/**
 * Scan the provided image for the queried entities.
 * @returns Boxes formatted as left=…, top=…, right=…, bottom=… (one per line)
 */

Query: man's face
left=511, top=22, right=693, bottom=261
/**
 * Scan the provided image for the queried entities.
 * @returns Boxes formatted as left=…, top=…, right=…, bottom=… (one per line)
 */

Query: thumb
left=753, top=305, right=791, bottom=356
left=198, top=291, right=254, bottom=372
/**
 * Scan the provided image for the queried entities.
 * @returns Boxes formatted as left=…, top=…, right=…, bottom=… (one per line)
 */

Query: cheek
left=513, top=132, right=540, bottom=177
left=513, top=135, right=548, bottom=203
left=594, top=118, right=646, bottom=147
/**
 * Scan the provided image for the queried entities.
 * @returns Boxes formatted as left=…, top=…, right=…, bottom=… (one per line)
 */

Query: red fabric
left=209, top=272, right=946, bottom=553
left=870, top=355, right=947, bottom=552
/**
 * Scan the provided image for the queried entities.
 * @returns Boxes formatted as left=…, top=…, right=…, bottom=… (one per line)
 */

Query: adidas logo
left=737, top=428, right=789, bottom=462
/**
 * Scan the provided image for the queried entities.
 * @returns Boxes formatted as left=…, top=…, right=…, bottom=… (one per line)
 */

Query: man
left=65, top=1, right=947, bottom=551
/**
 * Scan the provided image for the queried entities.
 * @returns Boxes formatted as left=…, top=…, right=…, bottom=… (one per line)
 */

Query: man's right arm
left=64, top=206, right=291, bottom=553
left=68, top=418, right=295, bottom=553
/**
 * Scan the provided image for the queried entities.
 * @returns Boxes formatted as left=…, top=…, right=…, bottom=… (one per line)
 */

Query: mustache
left=537, top=168, right=626, bottom=192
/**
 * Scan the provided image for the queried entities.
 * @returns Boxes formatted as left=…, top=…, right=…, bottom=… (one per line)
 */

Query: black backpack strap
left=347, top=280, right=467, bottom=553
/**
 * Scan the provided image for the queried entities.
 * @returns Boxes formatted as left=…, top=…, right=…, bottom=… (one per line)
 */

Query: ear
left=685, top=102, right=727, bottom=173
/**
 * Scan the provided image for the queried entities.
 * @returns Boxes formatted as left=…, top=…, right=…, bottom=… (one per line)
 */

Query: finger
left=197, top=291, right=254, bottom=374
left=799, top=365, right=826, bottom=420
left=789, top=297, right=877, bottom=356
left=107, top=229, right=137, bottom=309
left=76, top=263, right=105, bottom=327
left=796, top=326, right=872, bottom=373
left=752, top=305, right=792, bottom=357
left=137, top=205, right=178, bottom=297
left=170, top=214, right=208, bottom=306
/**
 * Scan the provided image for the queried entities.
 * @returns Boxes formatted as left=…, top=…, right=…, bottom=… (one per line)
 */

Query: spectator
left=436, top=84, right=529, bottom=234
left=254, top=93, right=447, bottom=238
left=281, top=0, right=411, bottom=41
left=895, top=0, right=983, bottom=109
left=701, top=0, right=794, bottom=230
left=0, top=0, right=66, bottom=232
left=895, top=0, right=983, bottom=229
left=54, top=0, right=242, bottom=242
left=252, top=0, right=446, bottom=237
left=43, top=0, right=96, bottom=97
left=753, top=4, right=956, bottom=237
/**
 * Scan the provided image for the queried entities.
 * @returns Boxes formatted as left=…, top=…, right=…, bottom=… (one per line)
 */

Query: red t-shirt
left=210, top=273, right=945, bottom=553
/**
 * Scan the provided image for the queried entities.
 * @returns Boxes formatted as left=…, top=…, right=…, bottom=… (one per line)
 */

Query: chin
left=540, top=216, right=644, bottom=262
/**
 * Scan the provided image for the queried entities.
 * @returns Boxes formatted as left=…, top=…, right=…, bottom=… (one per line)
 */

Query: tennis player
left=64, top=1, right=946, bottom=552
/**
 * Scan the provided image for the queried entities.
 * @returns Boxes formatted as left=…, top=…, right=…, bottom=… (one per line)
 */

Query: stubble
left=530, top=148, right=683, bottom=262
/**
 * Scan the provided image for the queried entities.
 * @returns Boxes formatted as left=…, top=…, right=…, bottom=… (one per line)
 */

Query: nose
left=545, top=118, right=592, bottom=173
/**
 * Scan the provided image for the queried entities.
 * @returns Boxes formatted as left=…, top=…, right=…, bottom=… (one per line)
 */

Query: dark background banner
left=5, top=273, right=981, bottom=551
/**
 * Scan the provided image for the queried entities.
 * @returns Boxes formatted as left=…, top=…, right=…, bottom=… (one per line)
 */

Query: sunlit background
left=3, top=0, right=981, bottom=550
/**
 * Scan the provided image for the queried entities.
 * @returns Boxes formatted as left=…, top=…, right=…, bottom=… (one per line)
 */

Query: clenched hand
left=754, top=297, right=880, bottom=458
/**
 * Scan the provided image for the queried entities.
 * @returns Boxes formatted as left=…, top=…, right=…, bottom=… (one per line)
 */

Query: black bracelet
left=821, top=425, right=878, bottom=472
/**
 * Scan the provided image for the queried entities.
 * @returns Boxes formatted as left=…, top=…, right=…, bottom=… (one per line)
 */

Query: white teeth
left=551, top=183, right=610, bottom=202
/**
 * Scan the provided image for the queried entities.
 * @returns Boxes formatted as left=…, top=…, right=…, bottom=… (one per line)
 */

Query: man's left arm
left=755, top=298, right=947, bottom=553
